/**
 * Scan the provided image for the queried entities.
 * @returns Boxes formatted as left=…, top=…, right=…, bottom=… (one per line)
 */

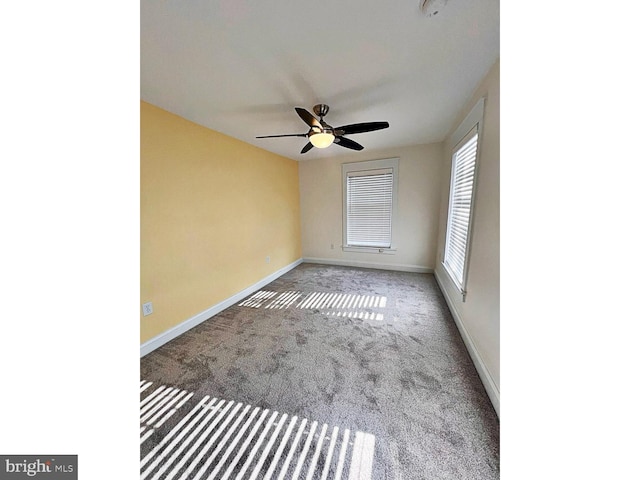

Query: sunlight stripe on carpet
left=140, top=382, right=376, bottom=480
left=238, top=290, right=387, bottom=322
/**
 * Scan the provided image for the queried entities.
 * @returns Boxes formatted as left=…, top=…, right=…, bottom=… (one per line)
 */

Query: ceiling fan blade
left=334, top=136, right=364, bottom=151
left=335, top=121, right=389, bottom=136
left=256, top=133, right=307, bottom=138
left=295, top=108, right=321, bottom=128
left=300, top=142, right=314, bottom=154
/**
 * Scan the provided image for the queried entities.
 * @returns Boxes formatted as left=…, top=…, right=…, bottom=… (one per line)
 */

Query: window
left=443, top=97, right=484, bottom=296
left=342, top=158, right=399, bottom=252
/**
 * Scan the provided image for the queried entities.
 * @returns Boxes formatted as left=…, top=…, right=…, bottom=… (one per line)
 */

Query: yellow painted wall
left=141, top=101, right=301, bottom=343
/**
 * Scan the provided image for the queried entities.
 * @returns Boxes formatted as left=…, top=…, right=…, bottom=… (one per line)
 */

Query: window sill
left=342, top=245, right=397, bottom=254
left=441, top=261, right=467, bottom=302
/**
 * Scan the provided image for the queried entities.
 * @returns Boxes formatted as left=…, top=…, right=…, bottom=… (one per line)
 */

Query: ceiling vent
left=420, top=0, right=447, bottom=16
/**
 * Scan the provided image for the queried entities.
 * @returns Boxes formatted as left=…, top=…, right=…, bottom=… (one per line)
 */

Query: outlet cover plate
left=142, top=302, right=153, bottom=316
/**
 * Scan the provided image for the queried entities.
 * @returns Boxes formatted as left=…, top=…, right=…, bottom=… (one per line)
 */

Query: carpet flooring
left=140, top=264, right=499, bottom=479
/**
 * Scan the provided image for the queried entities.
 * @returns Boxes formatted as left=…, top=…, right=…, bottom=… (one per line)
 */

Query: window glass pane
left=444, top=130, right=478, bottom=288
left=346, top=171, right=393, bottom=247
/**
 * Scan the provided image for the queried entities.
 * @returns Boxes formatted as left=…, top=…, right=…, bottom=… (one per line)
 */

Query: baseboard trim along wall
left=303, top=257, right=433, bottom=274
left=140, top=258, right=304, bottom=358
left=434, top=270, right=500, bottom=418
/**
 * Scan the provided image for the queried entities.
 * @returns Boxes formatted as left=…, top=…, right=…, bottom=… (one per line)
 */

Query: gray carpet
left=140, top=264, right=499, bottom=479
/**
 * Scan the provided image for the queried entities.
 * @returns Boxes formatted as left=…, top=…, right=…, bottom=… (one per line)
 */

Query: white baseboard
left=140, top=258, right=303, bottom=357
left=434, top=270, right=500, bottom=418
left=303, top=257, right=433, bottom=274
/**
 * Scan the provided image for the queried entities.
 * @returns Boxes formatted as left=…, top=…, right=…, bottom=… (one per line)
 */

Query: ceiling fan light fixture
left=309, top=132, right=335, bottom=149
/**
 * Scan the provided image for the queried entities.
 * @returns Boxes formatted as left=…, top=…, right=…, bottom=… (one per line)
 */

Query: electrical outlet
left=142, top=302, right=153, bottom=316
left=265, top=256, right=270, bottom=264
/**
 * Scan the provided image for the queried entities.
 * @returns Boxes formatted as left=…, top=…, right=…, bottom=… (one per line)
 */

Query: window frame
left=342, top=158, right=399, bottom=254
left=442, top=97, right=485, bottom=299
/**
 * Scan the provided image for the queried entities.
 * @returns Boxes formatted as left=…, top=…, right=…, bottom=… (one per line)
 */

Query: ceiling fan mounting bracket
left=313, top=104, right=330, bottom=118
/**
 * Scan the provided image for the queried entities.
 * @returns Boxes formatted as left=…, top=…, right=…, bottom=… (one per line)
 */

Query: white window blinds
left=444, top=128, right=479, bottom=289
left=346, top=168, right=393, bottom=248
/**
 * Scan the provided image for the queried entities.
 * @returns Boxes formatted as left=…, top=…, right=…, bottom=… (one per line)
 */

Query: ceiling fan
left=256, top=104, right=389, bottom=154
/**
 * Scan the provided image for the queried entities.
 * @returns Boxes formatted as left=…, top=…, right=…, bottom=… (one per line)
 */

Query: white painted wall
left=298, top=60, right=500, bottom=415
left=299, top=143, right=444, bottom=272
left=435, top=59, right=500, bottom=415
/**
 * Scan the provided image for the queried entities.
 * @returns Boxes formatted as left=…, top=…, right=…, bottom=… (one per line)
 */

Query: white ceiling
left=141, top=0, right=499, bottom=161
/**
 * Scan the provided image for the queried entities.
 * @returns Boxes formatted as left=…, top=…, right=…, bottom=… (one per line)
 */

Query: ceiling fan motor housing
left=311, top=104, right=334, bottom=136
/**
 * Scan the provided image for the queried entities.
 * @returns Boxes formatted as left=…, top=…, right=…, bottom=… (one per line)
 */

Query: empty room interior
left=140, top=1, right=499, bottom=479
